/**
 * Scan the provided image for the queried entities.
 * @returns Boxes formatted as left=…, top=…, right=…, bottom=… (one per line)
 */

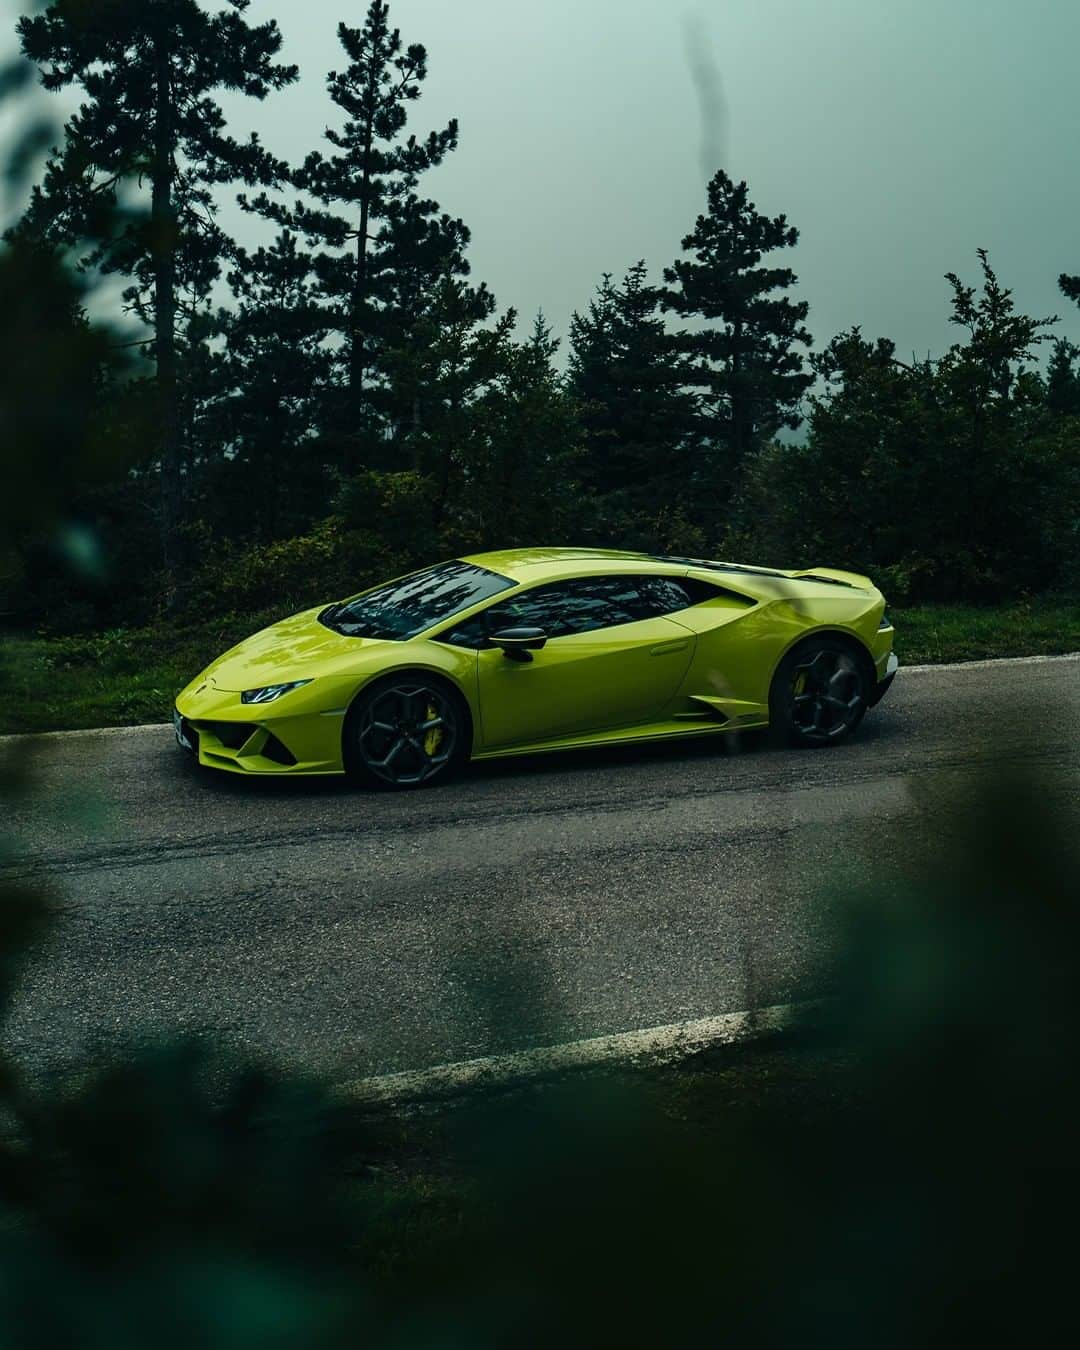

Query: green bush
left=181, top=520, right=383, bottom=619
left=735, top=382, right=1080, bottom=605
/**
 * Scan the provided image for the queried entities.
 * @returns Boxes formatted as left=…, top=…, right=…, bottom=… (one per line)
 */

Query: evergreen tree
left=663, top=171, right=813, bottom=517
left=740, top=256, right=1073, bottom=601
left=1060, top=272, right=1080, bottom=307
left=245, top=1, right=468, bottom=469
left=388, top=274, right=509, bottom=531
left=1046, top=339, right=1080, bottom=417
left=568, top=272, right=618, bottom=425
left=939, top=249, right=1055, bottom=453
left=200, top=231, right=334, bottom=541
left=370, top=293, right=585, bottom=547
left=568, top=261, right=696, bottom=543
left=463, top=312, right=586, bottom=545
left=1056, top=273, right=1080, bottom=413
left=15, top=0, right=297, bottom=592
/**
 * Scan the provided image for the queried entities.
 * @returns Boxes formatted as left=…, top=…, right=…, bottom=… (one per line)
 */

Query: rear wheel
left=344, top=676, right=469, bottom=789
left=769, top=637, right=870, bottom=748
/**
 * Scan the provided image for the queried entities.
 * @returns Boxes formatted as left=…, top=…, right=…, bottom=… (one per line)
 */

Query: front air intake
left=202, top=721, right=254, bottom=750
left=261, top=733, right=297, bottom=766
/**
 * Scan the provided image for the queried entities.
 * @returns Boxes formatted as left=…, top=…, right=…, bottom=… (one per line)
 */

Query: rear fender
left=769, top=626, right=879, bottom=696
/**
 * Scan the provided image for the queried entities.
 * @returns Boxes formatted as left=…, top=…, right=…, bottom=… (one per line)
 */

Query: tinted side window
left=635, top=576, right=691, bottom=617
left=437, top=574, right=730, bottom=649
left=482, top=576, right=657, bottom=639
left=635, top=575, right=739, bottom=615
left=438, top=612, right=492, bottom=650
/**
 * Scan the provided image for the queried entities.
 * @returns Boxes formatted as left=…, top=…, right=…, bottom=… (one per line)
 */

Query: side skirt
left=471, top=718, right=767, bottom=762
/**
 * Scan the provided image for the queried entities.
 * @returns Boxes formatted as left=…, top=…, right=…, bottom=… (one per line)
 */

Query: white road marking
left=901, top=651, right=1079, bottom=674
left=340, top=1001, right=810, bottom=1110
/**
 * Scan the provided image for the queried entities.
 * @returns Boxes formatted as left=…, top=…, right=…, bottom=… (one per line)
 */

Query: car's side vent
left=681, top=696, right=732, bottom=723
left=262, top=733, right=297, bottom=767
left=700, top=584, right=757, bottom=608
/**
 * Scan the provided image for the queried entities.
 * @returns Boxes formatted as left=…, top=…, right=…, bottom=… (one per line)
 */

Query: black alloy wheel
left=347, top=680, right=465, bottom=788
left=771, top=638, right=870, bottom=748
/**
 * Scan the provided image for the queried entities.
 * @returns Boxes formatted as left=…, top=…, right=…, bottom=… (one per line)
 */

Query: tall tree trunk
left=153, top=31, right=182, bottom=604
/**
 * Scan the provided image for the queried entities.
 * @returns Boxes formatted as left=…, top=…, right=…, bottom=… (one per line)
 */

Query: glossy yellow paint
left=174, top=548, right=896, bottom=777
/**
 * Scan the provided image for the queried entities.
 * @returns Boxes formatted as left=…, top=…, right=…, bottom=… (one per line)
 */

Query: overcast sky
left=11, top=0, right=1080, bottom=361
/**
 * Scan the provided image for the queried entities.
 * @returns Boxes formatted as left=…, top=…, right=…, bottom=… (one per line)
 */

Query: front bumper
left=173, top=678, right=353, bottom=775
left=869, top=651, right=899, bottom=707
left=173, top=707, right=319, bottom=773
left=173, top=706, right=199, bottom=755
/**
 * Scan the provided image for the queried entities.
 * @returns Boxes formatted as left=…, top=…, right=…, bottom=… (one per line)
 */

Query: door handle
left=650, top=639, right=689, bottom=656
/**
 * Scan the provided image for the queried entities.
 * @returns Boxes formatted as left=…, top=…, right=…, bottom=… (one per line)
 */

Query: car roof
left=459, top=547, right=684, bottom=583
left=459, top=547, right=871, bottom=593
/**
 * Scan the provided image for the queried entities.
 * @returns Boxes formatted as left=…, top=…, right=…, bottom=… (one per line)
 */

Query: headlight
left=241, top=680, right=313, bottom=705
left=879, top=612, right=892, bottom=630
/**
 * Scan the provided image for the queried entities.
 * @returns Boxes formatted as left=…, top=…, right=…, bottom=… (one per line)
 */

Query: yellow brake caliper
left=793, top=672, right=807, bottom=696
left=423, top=701, right=444, bottom=757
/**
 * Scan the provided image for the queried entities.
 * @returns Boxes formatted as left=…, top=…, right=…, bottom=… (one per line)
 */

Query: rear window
left=320, top=561, right=515, bottom=641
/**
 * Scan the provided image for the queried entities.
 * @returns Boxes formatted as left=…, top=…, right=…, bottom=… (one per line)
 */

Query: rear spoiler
left=660, top=556, right=876, bottom=591
left=793, top=567, right=874, bottom=591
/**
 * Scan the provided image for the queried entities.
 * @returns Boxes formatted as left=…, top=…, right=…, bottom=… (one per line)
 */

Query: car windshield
left=320, top=561, right=515, bottom=641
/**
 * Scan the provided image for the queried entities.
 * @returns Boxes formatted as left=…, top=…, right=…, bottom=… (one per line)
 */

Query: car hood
left=201, top=606, right=390, bottom=690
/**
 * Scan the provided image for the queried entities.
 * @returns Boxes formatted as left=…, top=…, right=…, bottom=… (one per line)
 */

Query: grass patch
left=1, top=594, right=1076, bottom=736
left=894, top=595, right=1079, bottom=665
left=0, top=608, right=288, bottom=736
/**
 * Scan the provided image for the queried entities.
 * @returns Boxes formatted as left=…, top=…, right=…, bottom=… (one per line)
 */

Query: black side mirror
left=490, top=627, right=548, bottom=663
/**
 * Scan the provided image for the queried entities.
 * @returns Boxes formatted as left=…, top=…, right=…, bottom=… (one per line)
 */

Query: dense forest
left=3, top=0, right=1078, bottom=637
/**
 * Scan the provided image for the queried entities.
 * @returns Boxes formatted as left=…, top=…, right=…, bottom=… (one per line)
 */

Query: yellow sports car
left=174, top=548, right=898, bottom=788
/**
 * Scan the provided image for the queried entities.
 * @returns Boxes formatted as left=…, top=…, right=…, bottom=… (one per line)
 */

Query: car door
left=470, top=575, right=697, bottom=750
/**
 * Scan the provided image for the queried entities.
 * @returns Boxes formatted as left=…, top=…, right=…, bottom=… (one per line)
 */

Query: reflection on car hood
left=202, top=606, right=389, bottom=690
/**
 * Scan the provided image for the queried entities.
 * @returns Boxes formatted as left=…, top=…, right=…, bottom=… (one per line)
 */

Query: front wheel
left=769, top=638, right=870, bottom=748
left=344, top=677, right=469, bottom=789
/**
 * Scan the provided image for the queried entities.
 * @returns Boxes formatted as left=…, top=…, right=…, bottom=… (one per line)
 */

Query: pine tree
left=568, top=273, right=618, bottom=410
left=663, top=171, right=813, bottom=516
left=940, top=249, right=1056, bottom=451
left=1054, top=272, right=1080, bottom=414
left=15, top=0, right=297, bottom=592
left=387, top=274, right=510, bottom=531
left=569, top=272, right=621, bottom=486
left=371, top=290, right=584, bottom=547
left=464, top=312, right=586, bottom=545
left=200, top=232, right=334, bottom=540
left=1046, top=339, right=1080, bottom=417
left=568, top=261, right=696, bottom=542
left=245, top=2, right=468, bottom=470
left=744, top=256, right=1071, bottom=601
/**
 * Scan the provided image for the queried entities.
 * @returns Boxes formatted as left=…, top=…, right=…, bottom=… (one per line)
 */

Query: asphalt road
left=3, top=656, right=1077, bottom=1084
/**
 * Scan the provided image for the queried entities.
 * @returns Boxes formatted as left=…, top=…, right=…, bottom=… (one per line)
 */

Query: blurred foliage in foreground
left=0, top=769, right=1077, bottom=1345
